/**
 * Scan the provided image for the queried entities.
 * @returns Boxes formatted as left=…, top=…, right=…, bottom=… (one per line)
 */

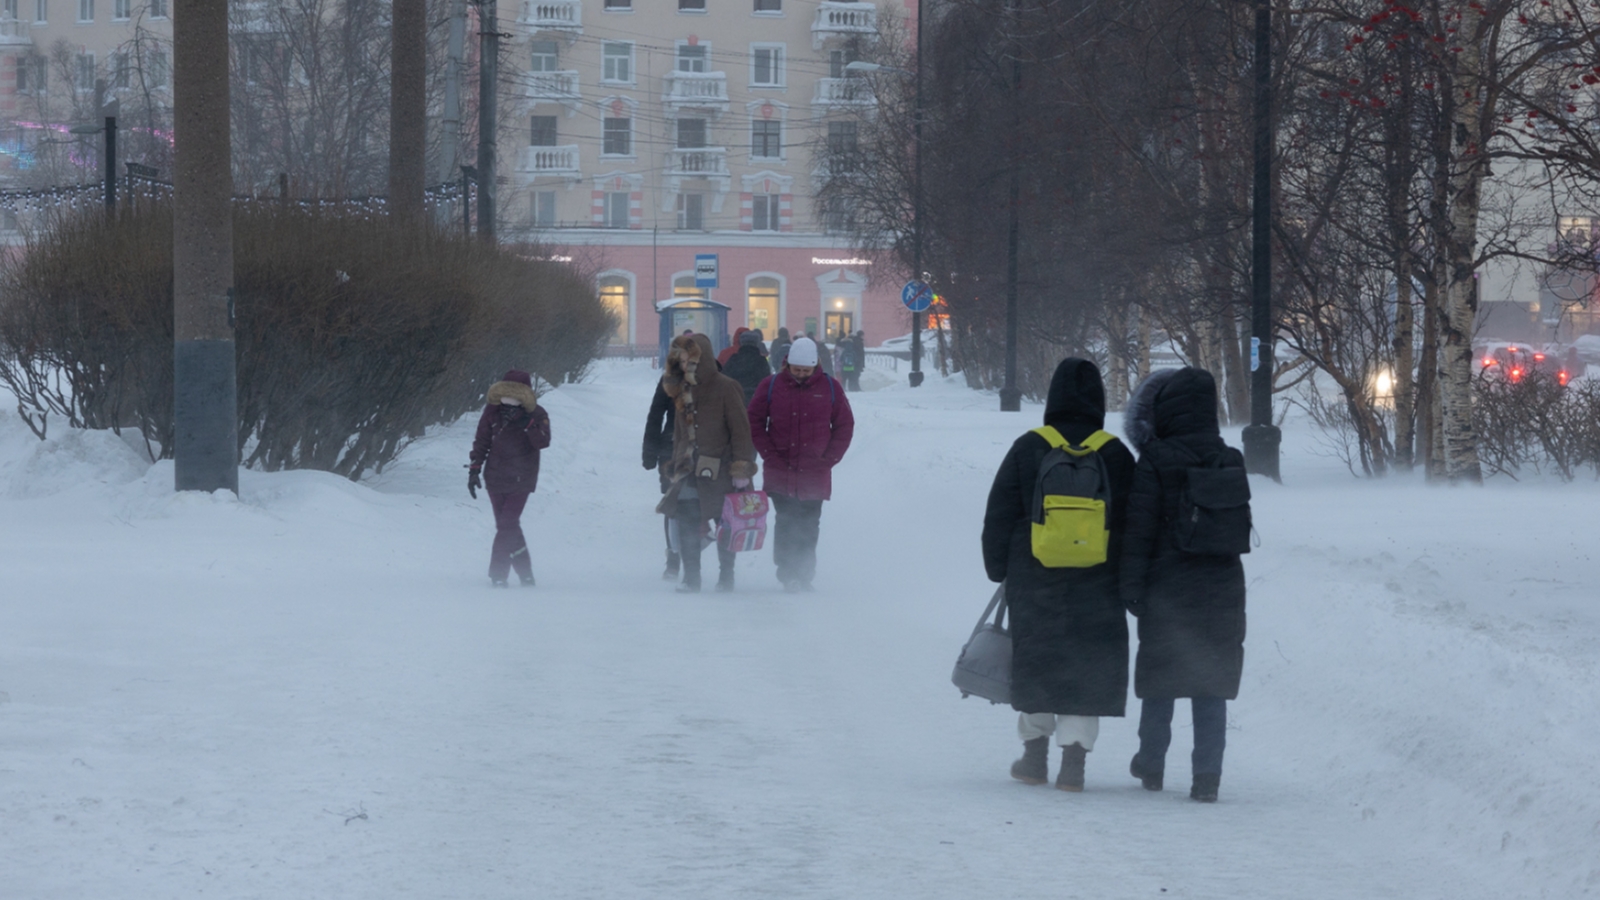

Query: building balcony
left=811, top=2, right=878, bottom=49
left=519, top=144, right=582, bottom=177
left=0, top=15, right=31, bottom=44
left=663, top=71, right=729, bottom=113
left=813, top=77, right=874, bottom=108
left=667, top=147, right=730, bottom=178
left=519, top=0, right=581, bottom=31
left=523, top=70, right=581, bottom=108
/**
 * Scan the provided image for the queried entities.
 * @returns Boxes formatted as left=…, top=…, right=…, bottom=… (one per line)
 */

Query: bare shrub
left=0, top=203, right=611, bottom=480
left=1473, top=372, right=1600, bottom=481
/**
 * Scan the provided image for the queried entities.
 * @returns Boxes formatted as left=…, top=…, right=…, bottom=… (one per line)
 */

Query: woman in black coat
left=642, top=380, right=679, bottom=579
left=1119, top=367, right=1247, bottom=803
left=982, top=358, right=1135, bottom=791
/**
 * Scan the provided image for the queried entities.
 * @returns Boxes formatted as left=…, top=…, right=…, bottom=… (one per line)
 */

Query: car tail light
left=1534, top=353, right=1546, bottom=362
left=1511, top=367, right=1524, bottom=382
left=1560, top=370, right=1571, bottom=386
left=1483, top=357, right=1498, bottom=366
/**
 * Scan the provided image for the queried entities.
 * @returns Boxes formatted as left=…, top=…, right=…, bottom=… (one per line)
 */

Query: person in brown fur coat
left=657, top=333, right=759, bottom=592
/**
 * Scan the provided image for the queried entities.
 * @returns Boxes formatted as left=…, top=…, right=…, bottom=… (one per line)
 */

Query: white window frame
left=601, top=41, right=634, bottom=84
left=2, top=0, right=19, bottom=20
left=605, top=191, right=630, bottom=228
left=149, top=0, right=166, bottom=18
left=745, top=273, right=786, bottom=332
left=677, top=192, right=705, bottom=230
left=112, top=0, right=128, bottom=20
left=750, top=43, right=784, bottom=88
left=597, top=270, right=636, bottom=344
left=753, top=0, right=782, bottom=13
left=529, top=39, right=559, bottom=73
left=751, top=194, right=781, bottom=231
left=602, top=0, right=631, bottom=10
left=73, top=51, right=94, bottom=91
left=148, top=48, right=168, bottom=89
left=532, top=190, right=557, bottom=228
left=675, top=41, right=709, bottom=74
left=76, top=0, right=90, bottom=22
left=34, top=0, right=46, bottom=24
left=677, top=0, right=706, bottom=11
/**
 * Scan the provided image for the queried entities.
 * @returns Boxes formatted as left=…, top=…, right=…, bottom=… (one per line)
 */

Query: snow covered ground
left=1, top=360, right=1596, bottom=899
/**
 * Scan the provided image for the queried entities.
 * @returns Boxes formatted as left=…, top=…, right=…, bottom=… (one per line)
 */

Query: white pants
left=1018, top=713, right=1099, bottom=751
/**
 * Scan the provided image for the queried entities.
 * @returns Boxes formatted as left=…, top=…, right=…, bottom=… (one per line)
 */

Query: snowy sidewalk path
left=1, top=361, right=1596, bottom=898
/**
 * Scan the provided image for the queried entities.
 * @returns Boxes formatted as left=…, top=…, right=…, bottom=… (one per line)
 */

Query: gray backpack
left=951, top=584, right=1010, bottom=704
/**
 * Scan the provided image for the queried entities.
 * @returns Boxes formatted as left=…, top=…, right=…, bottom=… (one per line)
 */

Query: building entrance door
left=825, top=312, right=854, bottom=344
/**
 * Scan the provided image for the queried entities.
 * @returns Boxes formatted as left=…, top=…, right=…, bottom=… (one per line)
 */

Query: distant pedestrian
left=841, top=331, right=865, bottom=391
left=642, top=378, right=680, bottom=580
left=982, top=358, right=1134, bottom=792
left=718, top=327, right=750, bottom=367
left=722, top=329, right=771, bottom=401
left=747, top=337, right=854, bottom=592
left=1120, top=367, right=1248, bottom=804
left=658, top=333, right=759, bottom=592
left=804, top=331, right=834, bottom=377
left=468, top=370, right=552, bottom=587
left=770, top=327, right=792, bottom=374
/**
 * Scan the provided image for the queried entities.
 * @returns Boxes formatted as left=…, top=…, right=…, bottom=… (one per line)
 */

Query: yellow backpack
left=1028, top=427, right=1116, bottom=568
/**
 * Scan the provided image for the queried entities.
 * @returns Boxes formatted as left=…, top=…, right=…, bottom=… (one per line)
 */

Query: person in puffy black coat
left=722, top=330, right=771, bottom=401
left=982, top=358, right=1134, bottom=792
left=642, top=380, right=680, bottom=579
left=1120, top=367, right=1247, bottom=803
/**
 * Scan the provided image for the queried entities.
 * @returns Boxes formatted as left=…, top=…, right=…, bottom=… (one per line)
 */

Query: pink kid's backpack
left=718, top=490, right=770, bottom=553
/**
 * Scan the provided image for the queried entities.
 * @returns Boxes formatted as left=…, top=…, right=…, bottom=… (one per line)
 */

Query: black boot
left=1190, top=773, right=1220, bottom=803
left=1130, top=754, right=1164, bottom=792
left=1010, top=737, right=1048, bottom=785
left=1056, top=743, right=1086, bottom=792
left=663, top=551, right=680, bottom=580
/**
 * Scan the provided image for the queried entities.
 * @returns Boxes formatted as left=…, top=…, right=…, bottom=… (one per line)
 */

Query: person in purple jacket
left=467, top=370, right=552, bottom=587
left=747, top=337, right=855, bottom=592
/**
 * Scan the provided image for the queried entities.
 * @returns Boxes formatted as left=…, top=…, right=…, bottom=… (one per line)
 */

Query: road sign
left=695, top=254, right=719, bottom=289
left=901, top=280, right=934, bottom=312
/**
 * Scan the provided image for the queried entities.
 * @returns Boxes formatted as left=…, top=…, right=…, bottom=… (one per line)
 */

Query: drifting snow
left=0, top=361, right=1596, bottom=898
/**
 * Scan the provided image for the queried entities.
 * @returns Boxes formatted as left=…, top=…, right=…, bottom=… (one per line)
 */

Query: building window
left=75, top=0, right=89, bottom=21
left=752, top=45, right=783, bottom=86
left=530, top=40, right=558, bottom=72
left=678, top=193, right=704, bottom=230
left=827, top=120, right=859, bottom=172
left=676, top=44, right=707, bottom=73
left=821, top=195, right=855, bottom=234
left=828, top=48, right=860, bottom=79
left=751, top=194, right=780, bottom=231
left=34, top=0, right=45, bottom=23
left=678, top=0, right=704, bottom=10
left=603, top=0, right=630, bottom=8
left=605, top=191, right=629, bottom=228
left=15, top=55, right=29, bottom=92
left=602, top=41, right=632, bottom=82
left=532, top=191, right=556, bottom=228
left=112, top=0, right=128, bottom=19
left=149, top=49, right=168, bottom=88
left=149, top=0, right=166, bottom=17
left=602, top=117, right=631, bottom=155
left=74, top=52, right=94, bottom=91
left=599, top=276, right=632, bottom=344
left=747, top=277, right=780, bottom=332
left=754, top=0, right=781, bottom=11
left=113, top=50, right=130, bottom=89
left=2, top=0, right=17, bottom=18
left=676, top=117, right=706, bottom=149
left=530, top=115, right=558, bottom=146
left=751, top=120, right=781, bottom=158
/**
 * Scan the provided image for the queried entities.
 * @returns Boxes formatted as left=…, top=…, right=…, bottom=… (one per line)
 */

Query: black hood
left=1124, top=367, right=1220, bottom=452
left=1043, top=358, right=1106, bottom=430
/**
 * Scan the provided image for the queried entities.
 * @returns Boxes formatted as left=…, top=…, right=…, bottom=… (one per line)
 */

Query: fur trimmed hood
left=662, top=333, right=715, bottom=399
left=486, top=379, right=539, bottom=409
left=1124, top=367, right=1219, bottom=454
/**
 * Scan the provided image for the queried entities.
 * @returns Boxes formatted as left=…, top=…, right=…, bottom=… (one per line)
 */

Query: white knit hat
left=787, top=337, right=819, bottom=367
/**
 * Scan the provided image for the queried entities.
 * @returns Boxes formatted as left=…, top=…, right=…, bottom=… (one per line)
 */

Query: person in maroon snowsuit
left=746, top=337, right=855, bottom=592
left=468, top=370, right=552, bottom=587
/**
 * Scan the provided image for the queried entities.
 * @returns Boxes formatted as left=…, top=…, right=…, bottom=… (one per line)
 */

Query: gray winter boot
left=1056, top=743, right=1087, bottom=792
left=1009, top=737, right=1049, bottom=785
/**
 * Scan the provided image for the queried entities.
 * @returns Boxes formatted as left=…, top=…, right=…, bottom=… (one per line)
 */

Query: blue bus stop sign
left=901, top=280, right=934, bottom=312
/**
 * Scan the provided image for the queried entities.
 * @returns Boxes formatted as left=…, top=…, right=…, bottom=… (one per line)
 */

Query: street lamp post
left=69, top=97, right=118, bottom=218
left=1242, top=0, right=1282, bottom=479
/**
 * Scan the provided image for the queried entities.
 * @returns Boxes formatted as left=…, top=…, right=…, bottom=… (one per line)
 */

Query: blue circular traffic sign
left=901, top=280, right=934, bottom=312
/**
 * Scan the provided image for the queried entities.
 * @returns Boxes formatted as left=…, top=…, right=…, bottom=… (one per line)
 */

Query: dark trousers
left=674, top=499, right=733, bottom=584
left=770, top=494, right=824, bottom=584
left=488, top=491, right=532, bottom=581
left=1135, top=697, right=1227, bottom=776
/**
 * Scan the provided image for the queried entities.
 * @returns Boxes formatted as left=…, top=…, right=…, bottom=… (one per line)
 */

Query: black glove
left=467, top=466, right=481, bottom=499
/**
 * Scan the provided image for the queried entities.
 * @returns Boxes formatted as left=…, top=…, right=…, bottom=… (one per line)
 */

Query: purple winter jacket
left=747, top=368, right=855, bottom=501
left=471, top=403, right=552, bottom=494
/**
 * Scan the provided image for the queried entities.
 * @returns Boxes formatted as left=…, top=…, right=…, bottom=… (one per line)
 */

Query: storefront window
left=599, top=275, right=631, bottom=344
left=747, top=277, right=780, bottom=335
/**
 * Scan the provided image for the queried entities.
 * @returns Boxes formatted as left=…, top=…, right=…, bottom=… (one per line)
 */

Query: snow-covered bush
left=0, top=203, right=613, bottom=479
left=1473, top=371, right=1600, bottom=481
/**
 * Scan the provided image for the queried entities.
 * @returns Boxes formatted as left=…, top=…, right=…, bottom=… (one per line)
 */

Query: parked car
left=1474, top=341, right=1586, bottom=385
